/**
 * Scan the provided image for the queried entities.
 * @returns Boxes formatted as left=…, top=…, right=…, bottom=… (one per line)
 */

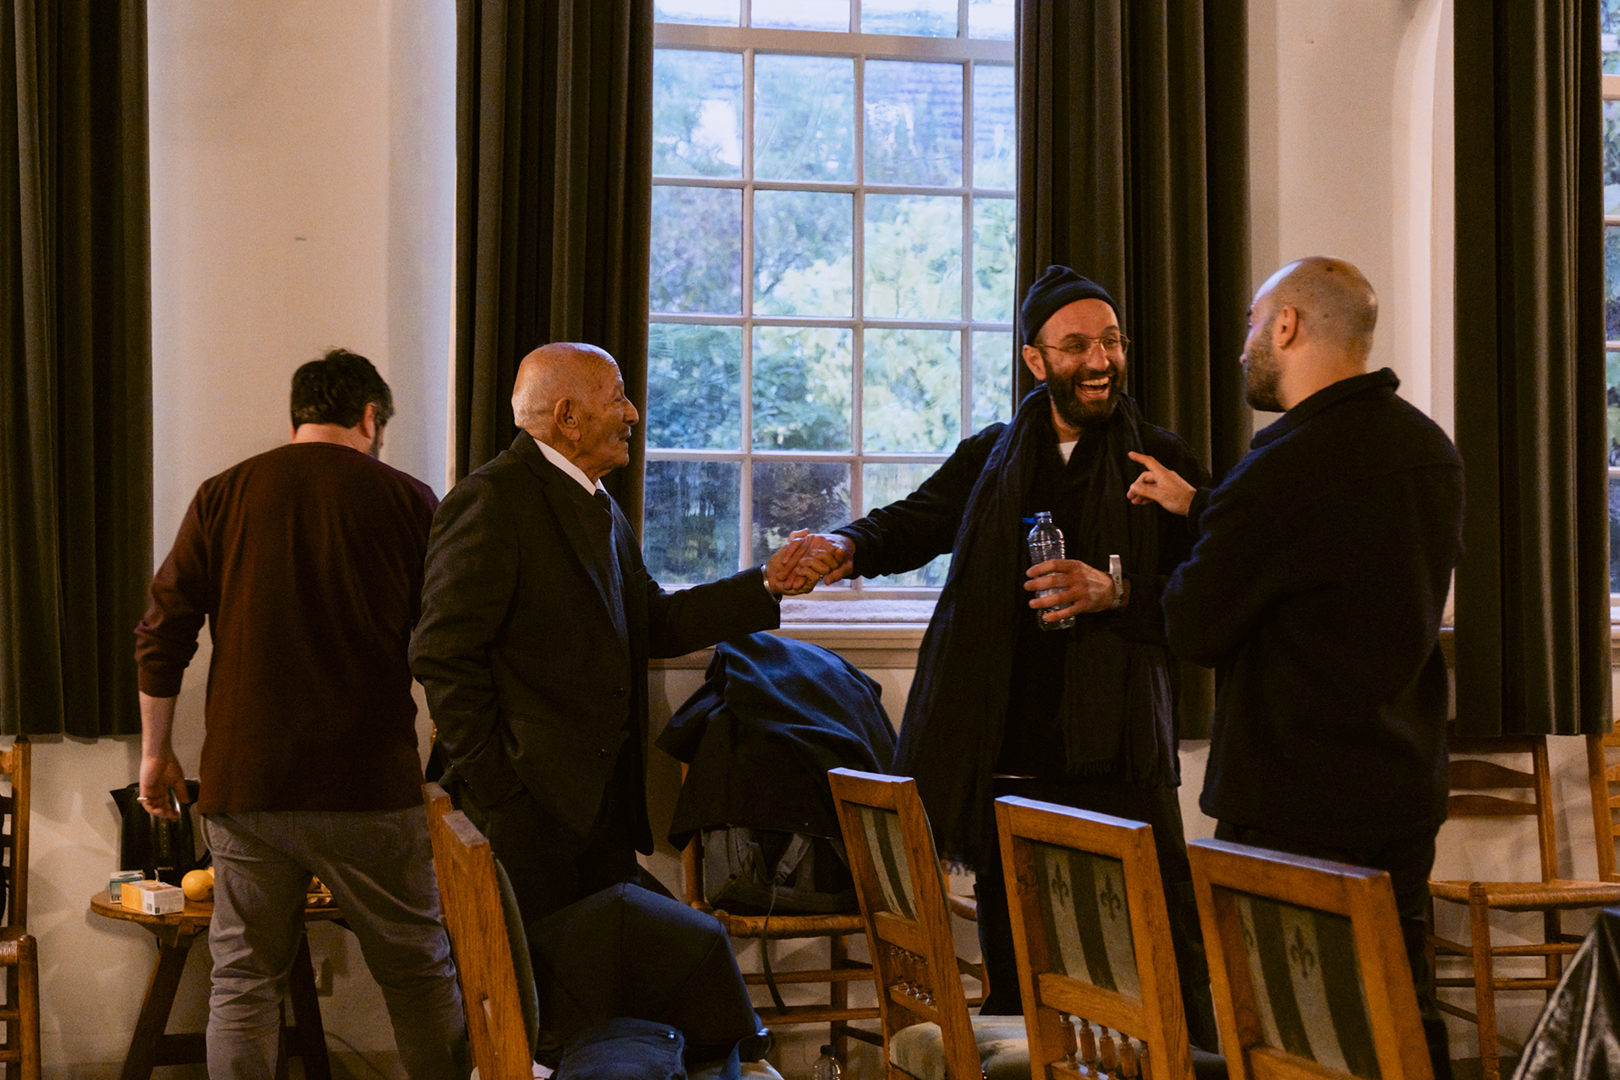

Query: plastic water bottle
left=811, top=1045, right=841, bottom=1080
left=1027, top=511, right=1075, bottom=631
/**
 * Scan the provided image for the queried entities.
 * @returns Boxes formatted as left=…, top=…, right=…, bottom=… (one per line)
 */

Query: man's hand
left=1126, top=451, right=1196, bottom=516
left=139, top=751, right=187, bottom=821
left=1026, top=558, right=1116, bottom=621
left=765, top=529, right=816, bottom=596
left=789, top=534, right=857, bottom=590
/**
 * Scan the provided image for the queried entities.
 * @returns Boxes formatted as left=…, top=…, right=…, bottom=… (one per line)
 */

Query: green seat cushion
left=889, top=1014, right=1029, bottom=1080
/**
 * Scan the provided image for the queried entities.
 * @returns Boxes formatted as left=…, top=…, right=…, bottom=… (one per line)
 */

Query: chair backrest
left=1587, top=729, right=1620, bottom=882
left=1188, top=839, right=1433, bottom=1080
left=423, top=784, right=535, bottom=1080
left=1445, top=732, right=1558, bottom=882
left=993, top=795, right=1195, bottom=1080
left=1, top=737, right=28, bottom=930
left=827, top=768, right=979, bottom=1080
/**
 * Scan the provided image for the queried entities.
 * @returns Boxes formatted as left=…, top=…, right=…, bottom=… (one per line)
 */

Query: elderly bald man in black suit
left=411, top=342, right=814, bottom=924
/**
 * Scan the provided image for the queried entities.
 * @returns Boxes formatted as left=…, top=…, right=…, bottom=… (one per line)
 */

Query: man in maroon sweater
left=134, top=351, right=468, bottom=1080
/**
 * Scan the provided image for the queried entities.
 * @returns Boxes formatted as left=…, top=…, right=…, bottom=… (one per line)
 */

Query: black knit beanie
left=1020, top=265, right=1119, bottom=343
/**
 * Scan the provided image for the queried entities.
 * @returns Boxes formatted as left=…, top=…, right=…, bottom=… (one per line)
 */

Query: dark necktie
left=592, top=488, right=627, bottom=641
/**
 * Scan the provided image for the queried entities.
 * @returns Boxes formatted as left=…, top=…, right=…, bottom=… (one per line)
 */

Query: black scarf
left=893, top=385, right=1179, bottom=865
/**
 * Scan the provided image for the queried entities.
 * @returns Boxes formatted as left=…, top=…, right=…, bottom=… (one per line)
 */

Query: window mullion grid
left=961, top=58, right=975, bottom=440
left=740, top=44, right=757, bottom=571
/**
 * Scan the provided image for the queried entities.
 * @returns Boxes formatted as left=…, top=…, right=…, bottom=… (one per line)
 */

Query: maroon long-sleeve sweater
left=135, top=442, right=438, bottom=813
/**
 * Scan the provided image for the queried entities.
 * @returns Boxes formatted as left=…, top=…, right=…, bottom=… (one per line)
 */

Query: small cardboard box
left=123, top=879, right=185, bottom=915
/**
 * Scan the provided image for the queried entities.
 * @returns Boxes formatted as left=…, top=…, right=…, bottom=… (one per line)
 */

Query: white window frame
left=649, top=13, right=1016, bottom=602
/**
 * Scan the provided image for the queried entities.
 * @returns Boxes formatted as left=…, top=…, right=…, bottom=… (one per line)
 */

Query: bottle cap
left=821, top=1045, right=835, bottom=1055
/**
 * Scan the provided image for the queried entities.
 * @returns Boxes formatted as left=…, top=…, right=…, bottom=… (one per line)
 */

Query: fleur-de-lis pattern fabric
left=1235, top=893, right=1381, bottom=1079
left=859, top=806, right=918, bottom=919
left=1032, top=842, right=1140, bottom=999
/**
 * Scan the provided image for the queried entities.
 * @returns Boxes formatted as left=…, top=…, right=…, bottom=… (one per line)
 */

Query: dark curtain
left=456, top=0, right=654, bottom=524
left=1016, top=0, right=1250, bottom=738
left=0, top=1, right=151, bottom=738
left=1453, top=0, right=1611, bottom=736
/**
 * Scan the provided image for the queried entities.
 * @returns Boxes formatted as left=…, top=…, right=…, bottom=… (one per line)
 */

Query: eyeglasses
left=1033, top=334, right=1130, bottom=360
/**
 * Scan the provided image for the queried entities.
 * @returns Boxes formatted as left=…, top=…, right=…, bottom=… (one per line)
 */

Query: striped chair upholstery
left=1029, top=842, right=1141, bottom=1000
left=1232, top=894, right=1379, bottom=1077
left=996, top=797, right=1217, bottom=1080
left=828, top=769, right=1020, bottom=1080
left=1190, top=839, right=1435, bottom=1080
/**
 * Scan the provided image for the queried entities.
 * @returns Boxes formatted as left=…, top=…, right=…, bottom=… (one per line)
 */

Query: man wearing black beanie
left=789, top=266, right=1217, bottom=1047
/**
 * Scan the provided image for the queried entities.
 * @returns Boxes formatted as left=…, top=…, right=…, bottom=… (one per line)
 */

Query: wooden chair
left=1426, top=733, right=1620, bottom=1080
left=680, top=766, right=883, bottom=1057
left=1586, top=725, right=1620, bottom=882
left=1190, top=838, right=1434, bottom=1080
left=423, top=783, right=539, bottom=1080
left=828, top=768, right=1020, bottom=1080
left=995, top=796, right=1223, bottom=1080
left=0, top=737, right=36, bottom=1080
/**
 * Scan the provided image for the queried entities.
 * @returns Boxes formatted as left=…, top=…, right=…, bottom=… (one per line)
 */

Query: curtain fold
left=1015, top=0, right=1249, bottom=738
left=1453, top=0, right=1611, bottom=736
left=455, top=0, right=655, bottom=525
left=0, top=0, right=151, bottom=738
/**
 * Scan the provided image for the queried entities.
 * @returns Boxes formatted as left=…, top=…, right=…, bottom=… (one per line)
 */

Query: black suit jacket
left=410, top=433, right=781, bottom=848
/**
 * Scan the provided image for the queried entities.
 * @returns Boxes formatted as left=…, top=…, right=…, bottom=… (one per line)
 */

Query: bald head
left=513, top=342, right=639, bottom=482
left=1259, top=257, right=1378, bottom=358
left=512, top=343, right=616, bottom=435
left=1242, top=257, right=1380, bottom=412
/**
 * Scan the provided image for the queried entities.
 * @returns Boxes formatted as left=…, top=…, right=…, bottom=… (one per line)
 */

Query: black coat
left=658, top=634, right=896, bottom=847
left=1165, top=370, right=1464, bottom=847
left=410, top=433, right=781, bottom=849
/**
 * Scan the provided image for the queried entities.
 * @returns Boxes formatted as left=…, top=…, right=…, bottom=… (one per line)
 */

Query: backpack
left=700, top=826, right=855, bottom=916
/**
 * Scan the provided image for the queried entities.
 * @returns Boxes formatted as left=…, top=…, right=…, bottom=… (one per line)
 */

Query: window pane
left=1606, top=0, right=1620, bottom=75
left=654, top=51, right=743, bottom=178
left=973, top=198, right=1016, bottom=323
left=1609, top=350, right=1620, bottom=465
left=865, top=194, right=962, bottom=319
left=968, top=0, right=1015, bottom=40
left=1608, top=226, right=1620, bottom=341
left=1611, top=474, right=1620, bottom=591
left=861, top=0, right=956, bottom=37
left=974, top=65, right=1016, bottom=189
left=656, top=0, right=739, bottom=23
left=972, top=330, right=1014, bottom=430
left=865, top=61, right=964, bottom=186
left=1606, top=101, right=1620, bottom=214
left=756, top=55, right=855, bottom=181
left=755, top=190, right=855, bottom=316
left=752, top=462, right=851, bottom=565
left=754, top=327, right=853, bottom=451
left=863, top=463, right=952, bottom=585
left=647, top=324, right=743, bottom=450
left=644, top=461, right=742, bottom=585
left=651, top=186, right=742, bottom=314
left=754, top=0, right=849, bottom=31
left=864, top=328, right=960, bottom=452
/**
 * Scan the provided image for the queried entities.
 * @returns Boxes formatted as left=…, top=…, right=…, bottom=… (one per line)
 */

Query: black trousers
left=974, top=776, right=1220, bottom=1054
left=453, top=754, right=643, bottom=928
left=1213, top=819, right=1453, bottom=1080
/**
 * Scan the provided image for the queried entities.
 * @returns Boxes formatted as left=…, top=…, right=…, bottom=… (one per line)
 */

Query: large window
left=646, top=1, right=1016, bottom=593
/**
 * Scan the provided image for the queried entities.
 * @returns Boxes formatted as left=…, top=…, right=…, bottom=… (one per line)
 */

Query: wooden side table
left=90, top=890, right=343, bottom=1080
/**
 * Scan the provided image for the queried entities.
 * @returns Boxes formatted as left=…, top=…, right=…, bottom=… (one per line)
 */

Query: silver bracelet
left=1109, top=554, right=1125, bottom=609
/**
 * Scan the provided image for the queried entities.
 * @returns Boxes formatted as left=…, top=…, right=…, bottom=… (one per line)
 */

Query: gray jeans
left=203, top=808, right=469, bottom=1080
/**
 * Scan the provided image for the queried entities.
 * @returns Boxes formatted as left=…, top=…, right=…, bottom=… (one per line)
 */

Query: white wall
left=24, top=1, right=1608, bottom=1077
left=34, top=2, right=454, bottom=1076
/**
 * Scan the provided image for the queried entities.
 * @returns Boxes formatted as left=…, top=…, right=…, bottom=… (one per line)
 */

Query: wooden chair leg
left=18, top=939, right=39, bottom=1080
left=1468, top=885, right=1499, bottom=1080
left=828, top=933, right=848, bottom=1061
